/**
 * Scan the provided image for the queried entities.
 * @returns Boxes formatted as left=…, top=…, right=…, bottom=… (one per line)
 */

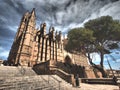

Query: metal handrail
left=51, top=75, right=62, bottom=89
left=48, top=75, right=62, bottom=90
left=41, top=75, right=61, bottom=90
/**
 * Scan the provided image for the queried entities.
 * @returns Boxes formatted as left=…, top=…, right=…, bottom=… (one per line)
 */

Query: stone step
left=0, top=66, right=36, bottom=77
left=0, top=81, right=52, bottom=90
left=0, top=74, right=73, bottom=90
left=0, top=76, right=58, bottom=90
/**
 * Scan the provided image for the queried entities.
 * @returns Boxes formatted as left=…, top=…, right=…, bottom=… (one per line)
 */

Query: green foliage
left=85, top=16, right=120, bottom=42
left=108, top=43, right=119, bottom=49
left=65, top=28, right=95, bottom=52
left=65, top=16, right=120, bottom=53
left=65, top=16, right=120, bottom=77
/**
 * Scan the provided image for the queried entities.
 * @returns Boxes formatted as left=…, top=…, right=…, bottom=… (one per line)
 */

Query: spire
left=20, top=10, right=30, bottom=23
left=31, top=8, right=36, bottom=17
left=27, top=8, right=36, bottom=27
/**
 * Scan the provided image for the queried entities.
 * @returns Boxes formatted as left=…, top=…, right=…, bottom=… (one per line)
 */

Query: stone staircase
left=0, top=75, right=73, bottom=90
left=0, top=66, right=36, bottom=77
left=0, top=76, right=53, bottom=90
left=1, top=66, right=118, bottom=90
left=0, top=66, right=73, bottom=90
left=39, top=75, right=73, bottom=90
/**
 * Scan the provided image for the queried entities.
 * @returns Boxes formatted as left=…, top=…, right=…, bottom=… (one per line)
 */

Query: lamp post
left=106, top=55, right=115, bottom=77
left=107, top=59, right=115, bottom=77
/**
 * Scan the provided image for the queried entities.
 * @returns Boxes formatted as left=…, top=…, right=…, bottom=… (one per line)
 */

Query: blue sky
left=91, top=48, right=120, bottom=70
left=0, top=0, right=120, bottom=70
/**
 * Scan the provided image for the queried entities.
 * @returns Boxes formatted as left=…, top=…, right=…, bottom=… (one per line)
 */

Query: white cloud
left=99, top=1, right=120, bottom=19
left=8, top=26, right=18, bottom=32
left=0, top=47, right=9, bottom=60
left=90, top=53, right=101, bottom=63
left=56, top=11, right=65, bottom=24
left=80, top=1, right=120, bottom=28
left=1, top=0, right=120, bottom=60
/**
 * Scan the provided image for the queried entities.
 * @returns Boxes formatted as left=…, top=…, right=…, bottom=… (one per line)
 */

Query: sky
left=0, top=0, right=120, bottom=70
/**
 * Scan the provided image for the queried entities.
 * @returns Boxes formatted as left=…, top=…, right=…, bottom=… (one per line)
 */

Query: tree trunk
left=87, top=52, right=107, bottom=78
left=99, top=67, right=107, bottom=78
left=99, top=50, right=107, bottom=77
left=100, top=50, right=104, bottom=67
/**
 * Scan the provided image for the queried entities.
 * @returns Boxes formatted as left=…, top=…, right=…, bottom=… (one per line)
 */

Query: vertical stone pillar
left=52, top=27, right=55, bottom=60
left=40, top=23, right=46, bottom=61
left=40, top=37, right=44, bottom=61
left=50, top=42, right=51, bottom=60
left=51, top=42, right=53, bottom=60
left=55, top=41, right=57, bottom=61
left=45, top=39, right=48, bottom=61
left=37, top=24, right=43, bottom=63
left=53, top=41, right=54, bottom=60
left=58, top=31, right=62, bottom=49
left=37, top=36, right=41, bottom=62
left=55, top=31, right=58, bottom=61
left=37, top=35, right=42, bottom=63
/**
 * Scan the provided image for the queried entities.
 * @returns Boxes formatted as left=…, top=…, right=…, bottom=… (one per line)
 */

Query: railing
left=49, top=75, right=62, bottom=90
left=17, top=65, right=26, bottom=76
left=52, top=67, right=72, bottom=83
left=41, top=75, right=62, bottom=90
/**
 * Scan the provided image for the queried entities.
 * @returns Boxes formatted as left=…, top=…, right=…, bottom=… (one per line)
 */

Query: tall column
left=37, top=24, right=43, bottom=63
left=53, top=41, right=54, bottom=60
left=55, top=40, right=57, bottom=61
left=40, top=23, right=46, bottom=61
left=55, top=31, right=58, bottom=61
left=40, top=37, right=44, bottom=61
left=37, top=35, right=41, bottom=63
left=45, top=39, right=48, bottom=61
left=49, top=41, right=51, bottom=60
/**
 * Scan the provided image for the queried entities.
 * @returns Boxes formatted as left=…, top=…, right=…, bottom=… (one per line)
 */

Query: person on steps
left=75, top=74, right=80, bottom=87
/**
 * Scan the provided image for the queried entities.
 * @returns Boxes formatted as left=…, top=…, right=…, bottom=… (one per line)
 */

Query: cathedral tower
left=8, top=8, right=36, bottom=66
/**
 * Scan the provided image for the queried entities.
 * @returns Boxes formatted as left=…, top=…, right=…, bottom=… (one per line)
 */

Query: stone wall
left=7, top=9, right=64, bottom=67
left=7, top=8, right=96, bottom=78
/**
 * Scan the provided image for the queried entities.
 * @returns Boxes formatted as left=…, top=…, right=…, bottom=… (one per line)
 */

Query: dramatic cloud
left=0, top=0, right=120, bottom=67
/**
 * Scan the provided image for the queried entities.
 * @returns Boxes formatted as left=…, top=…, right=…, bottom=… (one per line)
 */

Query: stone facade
left=7, top=8, right=95, bottom=78
left=7, top=8, right=64, bottom=67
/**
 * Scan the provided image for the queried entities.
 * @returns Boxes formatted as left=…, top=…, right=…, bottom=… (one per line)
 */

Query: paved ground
left=71, top=83, right=119, bottom=90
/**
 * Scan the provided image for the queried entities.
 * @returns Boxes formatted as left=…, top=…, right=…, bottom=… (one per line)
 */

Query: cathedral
left=7, top=8, right=64, bottom=66
left=7, top=8, right=95, bottom=78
